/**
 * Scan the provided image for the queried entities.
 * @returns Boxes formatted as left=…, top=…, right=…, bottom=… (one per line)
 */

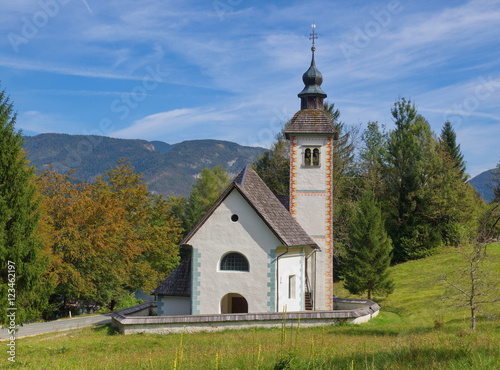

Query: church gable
left=183, top=166, right=317, bottom=249
left=187, top=187, right=283, bottom=254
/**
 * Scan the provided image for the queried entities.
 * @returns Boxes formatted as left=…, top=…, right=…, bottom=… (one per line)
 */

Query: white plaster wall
left=277, top=251, right=304, bottom=312
left=290, top=135, right=333, bottom=311
left=188, top=189, right=281, bottom=314
left=294, top=137, right=329, bottom=191
left=314, top=249, right=329, bottom=310
left=159, top=296, right=191, bottom=316
left=294, top=195, right=326, bottom=236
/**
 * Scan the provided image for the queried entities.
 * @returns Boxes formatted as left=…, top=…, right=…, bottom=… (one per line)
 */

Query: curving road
left=0, top=314, right=111, bottom=340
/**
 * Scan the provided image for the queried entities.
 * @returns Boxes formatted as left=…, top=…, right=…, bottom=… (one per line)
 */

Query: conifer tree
left=440, top=121, right=467, bottom=181
left=384, top=98, right=442, bottom=262
left=343, top=191, right=393, bottom=299
left=0, top=87, right=46, bottom=323
left=360, top=121, right=388, bottom=196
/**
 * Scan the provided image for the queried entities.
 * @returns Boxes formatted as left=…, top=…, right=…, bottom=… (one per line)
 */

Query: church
left=153, top=34, right=337, bottom=315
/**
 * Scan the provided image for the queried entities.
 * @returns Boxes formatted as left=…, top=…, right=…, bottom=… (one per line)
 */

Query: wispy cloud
left=1, top=0, right=499, bottom=176
left=110, top=107, right=239, bottom=141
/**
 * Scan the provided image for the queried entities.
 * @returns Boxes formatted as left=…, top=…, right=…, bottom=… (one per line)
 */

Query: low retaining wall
left=111, top=298, right=380, bottom=335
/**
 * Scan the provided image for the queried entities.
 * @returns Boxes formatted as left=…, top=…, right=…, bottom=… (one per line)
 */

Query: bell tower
left=284, top=25, right=336, bottom=310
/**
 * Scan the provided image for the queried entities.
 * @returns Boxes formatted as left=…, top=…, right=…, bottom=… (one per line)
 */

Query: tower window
left=220, top=252, right=249, bottom=272
left=303, top=147, right=321, bottom=167
left=313, top=148, right=320, bottom=166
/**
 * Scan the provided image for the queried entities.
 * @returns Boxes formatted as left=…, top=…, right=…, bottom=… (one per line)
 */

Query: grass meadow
left=5, top=243, right=500, bottom=369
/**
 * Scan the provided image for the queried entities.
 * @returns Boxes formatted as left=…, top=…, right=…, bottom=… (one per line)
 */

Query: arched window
left=303, top=146, right=320, bottom=167
left=313, top=148, right=320, bottom=166
left=220, top=252, right=249, bottom=272
left=304, top=148, right=312, bottom=166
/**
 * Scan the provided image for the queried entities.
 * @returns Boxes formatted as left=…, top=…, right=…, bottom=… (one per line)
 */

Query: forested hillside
left=23, top=134, right=265, bottom=196
left=469, top=168, right=498, bottom=203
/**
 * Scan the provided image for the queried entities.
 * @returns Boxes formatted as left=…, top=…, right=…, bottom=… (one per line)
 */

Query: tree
left=440, top=231, right=500, bottom=331
left=425, top=143, right=481, bottom=245
left=359, top=121, right=388, bottom=196
left=254, top=132, right=290, bottom=196
left=384, top=98, right=443, bottom=262
left=38, top=161, right=182, bottom=312
left=440, top=121, right=467, bottom=181
left=0, top=87, right=47, bottom=324
left=183, top=165, right=231, bottom=231
left=342, top=191, right=394, bottom=299
left=494, top=160, right=500, bottom=203
left=323, top=102, right=362, bottom=279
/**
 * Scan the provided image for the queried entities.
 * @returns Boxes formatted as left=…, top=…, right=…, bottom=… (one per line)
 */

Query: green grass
left=6, top=244, right=500, bottom=369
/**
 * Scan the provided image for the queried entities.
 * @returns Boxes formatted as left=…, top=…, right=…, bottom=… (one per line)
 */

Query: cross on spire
left=309, top=23, right=318, bottom=51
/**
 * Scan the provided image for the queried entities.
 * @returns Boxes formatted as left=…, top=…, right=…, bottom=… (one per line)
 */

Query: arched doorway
left=220, top=293, right=248, bottom=314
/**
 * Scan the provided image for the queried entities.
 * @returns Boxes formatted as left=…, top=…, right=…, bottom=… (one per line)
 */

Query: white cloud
left=110, top=107, right=239, bottom=140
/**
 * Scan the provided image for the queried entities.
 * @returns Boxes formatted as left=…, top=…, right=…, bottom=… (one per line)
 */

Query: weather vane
left=309, top=23, right=318, bottom=51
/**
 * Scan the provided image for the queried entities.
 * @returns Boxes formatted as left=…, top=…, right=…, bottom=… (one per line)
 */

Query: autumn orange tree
left=37, top=161, right=182, bottom=312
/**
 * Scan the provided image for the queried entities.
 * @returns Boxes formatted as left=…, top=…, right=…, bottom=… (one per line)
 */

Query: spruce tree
left=384, top=98, right=442, bottom=262
left=0, top=87, right=45, bottom=323
left=343, top=191, right=393, bottom=299
left=440, top=121, right=467, bottom=181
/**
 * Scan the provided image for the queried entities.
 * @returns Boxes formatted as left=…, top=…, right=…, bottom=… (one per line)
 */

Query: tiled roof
left=284, top=109, right=335, bottom=138
left=182, top=166, right=318, bottom=248
left=153, top=254, right=191, bottom=296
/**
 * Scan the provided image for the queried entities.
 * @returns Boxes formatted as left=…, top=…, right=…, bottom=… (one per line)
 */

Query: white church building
left=153, top=40, right=337, bottom=315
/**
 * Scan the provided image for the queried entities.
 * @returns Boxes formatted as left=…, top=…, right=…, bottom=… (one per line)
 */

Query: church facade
left=154, top=42, right=336, bottom=315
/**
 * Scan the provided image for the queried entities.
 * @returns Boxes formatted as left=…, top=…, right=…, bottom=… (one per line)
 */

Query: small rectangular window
left=288, top=275, right=296, bottom=299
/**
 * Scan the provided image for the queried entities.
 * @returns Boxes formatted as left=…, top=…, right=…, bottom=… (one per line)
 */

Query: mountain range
left=23, top=133, right=498, bottom=201
left=23, top=133, right=265, bottom=196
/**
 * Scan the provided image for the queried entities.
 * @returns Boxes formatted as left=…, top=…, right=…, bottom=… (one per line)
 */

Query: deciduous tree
left=183, top=165, right=231, bottom=231
left=254, top=132, right=290, bottom=196
left=38, top=161, right=182, bottom=311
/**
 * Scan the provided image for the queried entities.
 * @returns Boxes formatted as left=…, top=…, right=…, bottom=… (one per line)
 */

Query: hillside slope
left=335, top=243, right=500, bottom=325
left=23, top=134, right=265, bottom=196
left=469, top=168, right=498, bottom=203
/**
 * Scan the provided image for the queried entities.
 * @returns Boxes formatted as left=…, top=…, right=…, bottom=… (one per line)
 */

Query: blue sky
left=1, top=0, right=499, bottom=177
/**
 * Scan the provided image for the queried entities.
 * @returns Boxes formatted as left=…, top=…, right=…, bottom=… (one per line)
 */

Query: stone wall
left=111, top=298, right=380, bottom=335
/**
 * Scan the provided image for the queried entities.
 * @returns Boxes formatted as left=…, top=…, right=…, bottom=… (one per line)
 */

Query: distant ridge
left=469, top=168, right=498, bottom=203
left=23, top=133, right=265, bottom=196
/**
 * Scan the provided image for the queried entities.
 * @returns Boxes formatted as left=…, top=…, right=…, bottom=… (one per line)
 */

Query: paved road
left=0, top=314, right=112, bottom=340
